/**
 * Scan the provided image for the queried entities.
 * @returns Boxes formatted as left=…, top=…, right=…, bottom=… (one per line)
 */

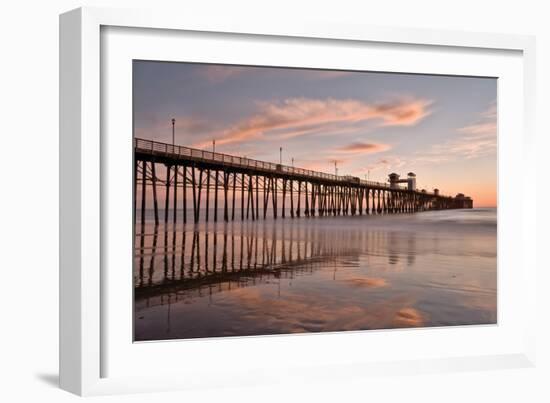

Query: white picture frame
left=59, top=6, right=537, bottom=396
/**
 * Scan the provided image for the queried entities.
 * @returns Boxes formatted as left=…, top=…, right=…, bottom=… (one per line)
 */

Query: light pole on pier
left=171, top=118, right=175, bottom=146
left=279, top=147, right=282, bottom=165
left=291, top=157, right=294, bottom=167
left=213, top=140, right=216, bottom=153
left=334, top=160, right=338, bottom=176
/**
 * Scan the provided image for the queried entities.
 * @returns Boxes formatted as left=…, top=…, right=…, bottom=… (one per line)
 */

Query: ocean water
left=134, top=208, right=497, bottom=341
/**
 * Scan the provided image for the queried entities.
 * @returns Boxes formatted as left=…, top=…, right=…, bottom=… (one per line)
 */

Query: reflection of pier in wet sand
left=134, top=221, right=416, bottom=307
left=134, top=209, right=497, bottom=340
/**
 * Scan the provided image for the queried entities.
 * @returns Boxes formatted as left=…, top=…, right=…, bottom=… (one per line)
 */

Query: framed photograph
left=60, top=7, right=537, bottom=396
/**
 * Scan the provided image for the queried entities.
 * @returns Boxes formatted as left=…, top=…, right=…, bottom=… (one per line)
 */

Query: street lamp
left=171, top=118, right=175, bottom=146
left=213, top=139, right=216, bottom=153
left=279, top=147, right=282, bottom=165
left=291, top=157, right=294, bottom=167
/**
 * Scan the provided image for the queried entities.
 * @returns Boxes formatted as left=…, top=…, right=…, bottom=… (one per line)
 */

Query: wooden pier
left=134, top=138, right=473, bottom=226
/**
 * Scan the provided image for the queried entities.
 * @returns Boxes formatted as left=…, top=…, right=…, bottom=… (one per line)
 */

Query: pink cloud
left=481, top=102, right=497, bottom=119
left=200, top=97, right=432, bottom=147
left=361, top=157, right=406, bottom=172
left=371, top=99, right=433, bottom=126
left=440, top=103, right=497, bottom=159
left=410, top=102, right=497, bottom=162
left=458, top=121, right=496, bottom=136
left=440, top=134, right=496, bottom=159
left=336, top=142, right=391, bottom=154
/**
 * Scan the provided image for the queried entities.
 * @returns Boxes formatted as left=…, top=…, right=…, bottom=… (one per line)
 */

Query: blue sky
left=134, top=61, right=497, bottom=206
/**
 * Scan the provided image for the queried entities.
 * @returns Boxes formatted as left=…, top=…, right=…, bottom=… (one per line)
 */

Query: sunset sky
left=133, top=61, right=497, bottom=207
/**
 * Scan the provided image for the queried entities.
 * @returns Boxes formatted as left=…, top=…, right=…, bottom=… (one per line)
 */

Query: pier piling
left=134, top=138, right=472, bottom=227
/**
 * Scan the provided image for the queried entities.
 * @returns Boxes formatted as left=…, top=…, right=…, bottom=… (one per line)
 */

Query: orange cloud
left=201, top=97, right=432, bottom=147
left=371, top=100, right=433, bottom=126
left=336, top=142, right=391, bottom=154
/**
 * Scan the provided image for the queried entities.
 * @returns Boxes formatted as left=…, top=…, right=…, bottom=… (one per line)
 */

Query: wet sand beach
left=134, top=208, right=496, bottom=341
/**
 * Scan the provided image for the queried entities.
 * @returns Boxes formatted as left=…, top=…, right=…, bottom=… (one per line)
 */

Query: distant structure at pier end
left=454, top=193, right=474, bottom=209
left=388, top=172, right=416, bottom=191
left=388, top=173, right=473, bottom=209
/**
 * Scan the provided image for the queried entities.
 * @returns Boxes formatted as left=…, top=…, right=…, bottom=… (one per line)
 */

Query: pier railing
left=134, top=138, right=466, bottom=227
left=135, top=138, right=401, bottom=190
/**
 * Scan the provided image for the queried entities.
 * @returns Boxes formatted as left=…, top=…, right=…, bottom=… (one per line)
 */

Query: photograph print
left=133, top=61, right=497, bottom=341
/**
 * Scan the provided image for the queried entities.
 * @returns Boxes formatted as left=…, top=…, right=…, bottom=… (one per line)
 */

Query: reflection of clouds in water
left=393, top=308, right=425, bottom=327
left=135, top=210, right=496, bottom=340
left=224, top=286, right=423, bottom=334
left=345, top=277, right=388, bottom=288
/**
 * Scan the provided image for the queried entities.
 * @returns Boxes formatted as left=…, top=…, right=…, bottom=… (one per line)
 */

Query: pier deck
left=134, top=138, right=472, bottom=225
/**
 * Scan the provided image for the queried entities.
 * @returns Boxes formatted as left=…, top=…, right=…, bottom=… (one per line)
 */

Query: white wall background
left=0, top=1, right=548, bottom=402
